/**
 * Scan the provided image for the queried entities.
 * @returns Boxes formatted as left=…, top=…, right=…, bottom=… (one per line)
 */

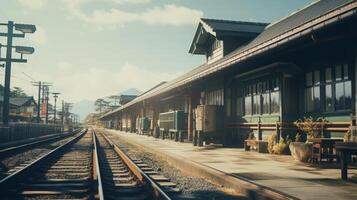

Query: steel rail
left=0, top=131, right=78, bottom=158
left=92, top=130, right=105, bottom=200
left=0, top=129, right=88, bottom=193
left=97, top=130, right=172, bottom=200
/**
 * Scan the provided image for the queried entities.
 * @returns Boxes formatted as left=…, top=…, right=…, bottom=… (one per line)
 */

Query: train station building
left=100, top=0, right=357, bottom=148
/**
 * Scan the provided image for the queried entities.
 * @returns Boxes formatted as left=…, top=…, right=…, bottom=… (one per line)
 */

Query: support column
left=355, top=48, right=357, bottom=118
left=187, top=95, right=193, bottom=141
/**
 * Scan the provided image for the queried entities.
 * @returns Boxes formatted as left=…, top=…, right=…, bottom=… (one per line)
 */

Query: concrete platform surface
left=104, top=129, right=357, bottom=200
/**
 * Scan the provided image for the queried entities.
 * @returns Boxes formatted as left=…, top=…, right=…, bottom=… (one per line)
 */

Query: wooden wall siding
left=207, top=41, right=223, bottom=64
left=205, top=88, right=224, bottom=106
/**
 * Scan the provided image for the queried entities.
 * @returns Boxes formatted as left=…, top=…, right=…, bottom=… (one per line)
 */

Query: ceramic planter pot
left=289, top=142, right=312, bottom=162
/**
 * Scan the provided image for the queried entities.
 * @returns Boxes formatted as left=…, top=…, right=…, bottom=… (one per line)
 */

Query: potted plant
left=289, top=117, right=328, bottom=162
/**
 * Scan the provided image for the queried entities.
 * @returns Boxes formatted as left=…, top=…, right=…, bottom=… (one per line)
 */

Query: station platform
left=104, top=129, right=357, bottom=200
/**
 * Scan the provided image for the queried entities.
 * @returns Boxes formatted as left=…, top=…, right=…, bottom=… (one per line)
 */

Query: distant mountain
left=74, top=88, right=142, bottom=122
left=120, top=88, right=142, bottom=96
left=72, top=100, right=95, bottom=122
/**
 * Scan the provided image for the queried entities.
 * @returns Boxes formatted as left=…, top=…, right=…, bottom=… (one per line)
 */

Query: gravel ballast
left=0, top=134, right=77, bottom=179
left=105, top=131, right=245, bottom=200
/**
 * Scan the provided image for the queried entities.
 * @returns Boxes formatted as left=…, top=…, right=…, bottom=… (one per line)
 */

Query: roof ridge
left=201, top=18, right=269, bottom=26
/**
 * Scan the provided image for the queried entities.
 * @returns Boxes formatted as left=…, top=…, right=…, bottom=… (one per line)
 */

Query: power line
left=22, top=71, right=36, bottom=81
left=0, top=71, right=32, bottom=82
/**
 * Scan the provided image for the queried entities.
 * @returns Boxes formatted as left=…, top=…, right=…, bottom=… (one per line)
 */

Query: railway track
left=0, top=130, right=79, bottom=180
left=0, top=129, right=94, bottom=199
left=0, top=128, right=174, bottom=200
left=94, top=130, right=174, bottom=200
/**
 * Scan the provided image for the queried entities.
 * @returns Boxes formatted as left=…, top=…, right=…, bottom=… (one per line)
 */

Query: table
left=335, top=142, right=357, bottom=180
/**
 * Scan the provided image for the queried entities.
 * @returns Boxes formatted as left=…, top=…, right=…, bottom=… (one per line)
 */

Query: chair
left=311, top=140, right=338, bottom=165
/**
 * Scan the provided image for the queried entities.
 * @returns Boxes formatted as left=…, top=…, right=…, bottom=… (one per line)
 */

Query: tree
left=0, top=85, right=27, bottom=97
left=94, top=98, right=109, bottom=112
left=10, top=87, right=27, bottom=97
left=108, top=95, right=120, bottom=106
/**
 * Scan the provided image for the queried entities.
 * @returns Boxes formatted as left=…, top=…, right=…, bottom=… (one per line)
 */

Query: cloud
left=18, top=0, right=47, bottom=10
left=10, top=62, right=182, bottom=103
left=27, top=26, right=48, bottom=46
left=113, top=0, right=151, bottom=4
left=64, top=0, right=203, bottom=27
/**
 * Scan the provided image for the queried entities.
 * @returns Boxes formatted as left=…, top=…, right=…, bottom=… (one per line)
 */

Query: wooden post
left=188, top=94, right=193, bottom=141
left=258, top=118, right=262, bottom=140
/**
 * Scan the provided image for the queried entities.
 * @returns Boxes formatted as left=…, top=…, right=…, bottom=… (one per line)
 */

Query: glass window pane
left=343, top=64, right=349, bottom=80
left=270, top=91, right=280, bottom=114
left=314, top=70, right=320, bottom=85
left=335, top=65, right=342, bottom=81
left=306, top=87, right=314, bottom=112
left=262, top=93, right=269, bottom=114
left=335, top=82, right=344, bottom=110
left=306, top=72, right=313, bottom=86
left=253, top=95, right=261, bottom=115
left=313, top=86, right=320, bottom=110
left=325, top=68, right=332, bottom=83
left=325, top=84, right=333, bottom=112
left=236, top=97, right=244, bottom=116
left=244, top=96, right=252, bottom=115
left=345, top=81, right=352, bottom=109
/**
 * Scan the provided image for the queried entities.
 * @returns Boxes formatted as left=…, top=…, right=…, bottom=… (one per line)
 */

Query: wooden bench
left=244, top=139, right=268, bottom=153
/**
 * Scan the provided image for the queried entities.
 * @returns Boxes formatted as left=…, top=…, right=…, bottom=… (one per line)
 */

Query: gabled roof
left=200, top=18, right=268, bottom=36
left=0, top=96, right=36, bottom=107
left=101, top=0, right=356, bottom=119
left=189, top=18, right=268, bottom=54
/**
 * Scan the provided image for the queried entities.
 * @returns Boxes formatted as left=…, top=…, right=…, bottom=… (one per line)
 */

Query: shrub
left=295, top=132, right=302, bottom=142
left=343, top=129, right=351, bottom=142
left=267, top=133, right=277, bottom=154
left=272, top=137, right=291, bottom=154
left=294, top=117, right=329, bottom=140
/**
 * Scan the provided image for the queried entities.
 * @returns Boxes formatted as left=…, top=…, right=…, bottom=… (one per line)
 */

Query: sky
left=0, top=0, right=313, bottom=106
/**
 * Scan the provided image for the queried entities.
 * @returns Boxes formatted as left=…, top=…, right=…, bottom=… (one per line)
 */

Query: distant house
left=0, top=96, right=37, bottom=122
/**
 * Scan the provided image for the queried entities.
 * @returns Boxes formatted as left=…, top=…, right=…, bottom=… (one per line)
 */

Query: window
left=205, top=88, right=224, bottom=106
left=252, top=84, right=261, bottom=115
left=305, top=71, right=321, bottom=113
left=244, top=86, right=252, bottom=115
left=308, top=64, right=352, bottom=113
left=334, top=64, right=352, bottom=111
left=325, top=68, right=333, bottom=112
left=270, top=79, right=280, bottom=114
left=236, top=77, right=280, bottom=116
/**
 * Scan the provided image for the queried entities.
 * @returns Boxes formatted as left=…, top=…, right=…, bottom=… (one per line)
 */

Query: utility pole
left=33, top=82, right=51, bottom=124
left=45, top=86, right=49, bottom=124
left=32, top=81, right=41, bottom=123
left=52, top=92, right=60, bottom=124
left=61, top=100, right=64, bottom=125
left=0, top=21, right=36, bottom=126
left=2, top=21, right=14, bottom=126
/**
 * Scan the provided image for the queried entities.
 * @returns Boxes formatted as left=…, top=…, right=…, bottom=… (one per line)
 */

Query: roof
left=0, top=96, right=36, bottom=107
left=189, top=18, right=268, bottom=54
left=239, top=0, right=354, bottom=53
left=201, top=18, right=268, bottom=35
left=101, top=0, right=356, bottom=119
